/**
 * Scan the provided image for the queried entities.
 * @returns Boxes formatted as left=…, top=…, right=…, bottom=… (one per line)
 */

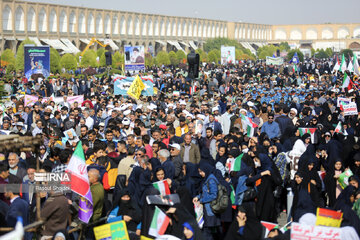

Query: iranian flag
left=241, top=114, right=258, bottom=137
left=298, top=128, right=317, bottom=143
left=342, top=72, right=352, bottom=91
left=149, top=206, right=170, bottom=237
left=66, top=142, right=93, bottom=223
left=340, top=54, right=347, bottom=73
left=227, top=153, right=243, bottom=172
left=332, top=56, right=340, bottom=73
left=354, top=54, right=360, bottom=76
left=153, top=180, right=171, bottom=196
left=292, top=64, right=298, bottom=73
left=334, top=121, right=347, bottom=135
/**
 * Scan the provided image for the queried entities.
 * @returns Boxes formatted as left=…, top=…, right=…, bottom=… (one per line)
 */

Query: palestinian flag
left=241, top=114, right=258, bottom=137
left=153, top=180, right=170, bottom=196
left=261, top=221, right=278, bottom=238
left=342, top=72, right=353, bottom=91
left=227, top=153, right=243, bottom=172
left=332, top=56, right=340, bottom=73
left=298, top=128, right=317, bottom=143
left=340, top=54, right=347, bottom=73
left=149, top=206, right=170, bottom=237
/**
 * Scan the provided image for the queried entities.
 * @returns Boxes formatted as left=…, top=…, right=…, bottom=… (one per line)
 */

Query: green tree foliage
left=50, top=48, right=61, bottom=73
left=235, top=49, right=244, bottom=61
left=287, top=49, right=304, bottom=62
left=145, top=53, right=155, bottom=67
left=257, top=45, right=278, bottom=59
left=156, top=51, right=170, bottom=66
left=340, top=49, right=354, bottom=59
left=96, top=48, right=105, bottom=57
left=176, top=50, right=186, bottom=63
left=99, top=52, right=107, bottom=67
left=1, top=49, right=15, bottom=66
left=81, top=50, right=97, bottom=68
left=325, top=48, right=333, bottom=58
left=60, top=53, right=77, bottom=70
left=196, top=49, right=207, bottom=62
left=15, top=38, right=36, bottom=71
left=208, top=49, right=219, bottom=63
left=203, top=38, right=245, bottom=52
left=75, top=52, right=81, bottom=63
left=168, top=51, right=178, bottom=65
left=279, top=42, right=290, bottom=51
left=112, top=51, right=124, bottom=68
left=0, top=81, right=7, bottom=102
left=314, top=49, right=329, bottom=59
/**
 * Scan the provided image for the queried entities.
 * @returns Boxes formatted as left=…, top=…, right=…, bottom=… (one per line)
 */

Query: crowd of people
left=0, top=57, right=360, bottom=240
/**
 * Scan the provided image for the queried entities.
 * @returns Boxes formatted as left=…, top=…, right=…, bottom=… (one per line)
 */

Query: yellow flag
left=127, top=75, right=145, bottom=99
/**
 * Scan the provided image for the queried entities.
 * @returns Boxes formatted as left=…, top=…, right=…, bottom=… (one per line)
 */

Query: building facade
left=1, top=0, right=359, bottom=55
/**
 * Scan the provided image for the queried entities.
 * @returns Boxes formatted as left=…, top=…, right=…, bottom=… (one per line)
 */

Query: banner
left=337, top=97, right=351, bottom=107
left=24, top=95, right=84, bottom=107
left=266, top=56, right=284, bottom=66
left=94, top=220, right=129, bottom=240
left=315, top=208, right=343, bottom=227
left=291, top=222, right=341, bottom=240
left=343, top=102, right=358, bottom=116
left=124, top=45, right=145, bottom=71
left=221, top=46, right=235, bottom=65
left=338, top=168, right=353, bottom=189
left=113, top=75, right=154, bottom=96
left=24, top=46, right=50, bottom=80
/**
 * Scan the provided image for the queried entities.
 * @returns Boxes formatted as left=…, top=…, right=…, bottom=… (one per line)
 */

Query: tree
left=112, top=51, right=124, bottom=68
left=60, top=53, right=77, bottom=71
left=99, top=52, right=107, bottom=67
left=1, top=49, right=15, bottom=66
left=325, top=48, right=333, bottom=58
left=196, top=49, right=207, bottom=62
left=168, top=51, right=178, bottom=65
left=208, top=49, right=219, bottom=63
left=156, top=51, right=170, bottom=66
left=340, top=49, right=354, bottom=59
left=235, top=49, right=244, bottom=61
left=203, top=37, right=246, bottom=53
left=145, top=53, right=155, bottom=67
left=314, top=49, right=329, bottom=59
left=15, top=38, right=36, bottom=71
left=176, top=50, right=186, bottom=64
left=257, top=45, right=277, bottom=59
left=50, top=48, right=61, bottom=73
left=80, top=50, right=97, bottom=67
left=279, top=42, right=290, bottom=51
left=287, top=49, right=304, bottom=62
left=96, top=48, right=105, bottom=57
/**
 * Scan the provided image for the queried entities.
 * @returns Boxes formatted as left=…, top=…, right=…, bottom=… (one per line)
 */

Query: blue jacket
left=261, top=121, right=280, bottom=139
left=6, top=197, right=29, bottom=227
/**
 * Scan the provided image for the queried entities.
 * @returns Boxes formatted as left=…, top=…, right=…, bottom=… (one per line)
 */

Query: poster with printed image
left=24, top=46, right=50, bottom=80
left=124, top=45, right=145, bottom=71
left=221, top=46, right=235, bottom=65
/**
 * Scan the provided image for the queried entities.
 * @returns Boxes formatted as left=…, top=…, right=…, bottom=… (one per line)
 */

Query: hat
left=247, top=101, right=254, bottom=107
left=325, top=132, right=331, bottom=136
left=169, top=143, right=181, bottom=151
left=212, top=107, right=219, bottom=113
left=196, top=114, right=206, bottom=120
left=159, top=124, right=167, bottom=130
left=15, top=122, right=24, bottom=127
left=99, top=122, right=105, bottom=127
left=290, top=108, right=298, bottom=115
left=122, top=118, right=130, bottom=125
left=107, top=104, right=115, bottom=109
left=123, top=109, right=131, bottom=116
left=179, top=100, right=186, bottom=106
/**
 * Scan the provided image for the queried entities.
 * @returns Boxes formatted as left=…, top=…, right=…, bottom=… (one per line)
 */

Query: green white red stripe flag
left=353, top=54, right=360, bottom=76
left=342, top=72, right=352, bottom=91
left=340, top=54, right=347, bottom=73
left=298, top=128, right=317, bottom=143
left=149, top=206, right=170, bottom=237
left=153, top=180, right=171, bottom=196
left=332, top=56, right=340, bottom=73
left=241, top=114, right=258, bottom=137
left=227, top=153, right=243, bottom=172
left=334, top=121, right=347, bottom=135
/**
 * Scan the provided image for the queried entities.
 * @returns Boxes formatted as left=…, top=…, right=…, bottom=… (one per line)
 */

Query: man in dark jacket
left=275, top=106, right=294, bottom=135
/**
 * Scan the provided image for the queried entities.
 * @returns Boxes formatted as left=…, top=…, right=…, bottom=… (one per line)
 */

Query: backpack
left=207, top=178, right=229, bottom=214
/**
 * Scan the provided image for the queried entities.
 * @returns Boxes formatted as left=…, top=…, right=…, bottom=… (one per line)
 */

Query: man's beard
left=9, top=164, right=17, bottom=168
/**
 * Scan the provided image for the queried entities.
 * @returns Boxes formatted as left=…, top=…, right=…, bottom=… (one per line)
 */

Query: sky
left=25, top=0, right=360, bottom=25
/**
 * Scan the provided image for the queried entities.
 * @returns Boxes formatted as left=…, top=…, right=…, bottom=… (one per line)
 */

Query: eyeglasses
left=170, top=148, right=175, bottom=151
left=268, top=117, right=274, bottom=120
left=135, top=154, right=143, bottom=156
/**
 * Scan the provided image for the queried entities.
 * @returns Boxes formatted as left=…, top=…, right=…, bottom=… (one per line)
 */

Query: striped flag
left=353, top=54, right=360, bottom=76
left=340, top=54, right=347, bottom=73
left=153, top=180, right=171, bottom=196
left=342, top=72, right=352, bottom=91
left=230, top=185, right=236, bottom=209
left=227, top=153, right=243, bottom=172
left=334, top=122, right=347, bottom=135
left=241, top=114, right=258, bottom=137
left=347, top=55, right=354, bottom=73
left=66, top=142, right=93, bottom=223
left=148, top=206, right=170, bottom=237
left=332, top=55, right=340, bottom=73
left=298, top=128, right=317, bottom=143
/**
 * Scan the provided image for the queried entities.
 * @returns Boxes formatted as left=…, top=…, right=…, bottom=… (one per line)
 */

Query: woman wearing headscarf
left=107, top=189, right=142, bottom=237
left=224, top=204, right=263, bottom=240
left=324, top=159, right=344, bottom=207
left=178, top=162, right=200, bottom=198
left=192, top=161, right=221, bottom=240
